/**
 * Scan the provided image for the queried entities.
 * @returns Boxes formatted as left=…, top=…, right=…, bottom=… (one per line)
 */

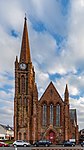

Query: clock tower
left=14, top=17, right=38, bottom=143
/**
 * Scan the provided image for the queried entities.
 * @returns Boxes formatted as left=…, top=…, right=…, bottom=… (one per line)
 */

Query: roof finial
left=24, top=13, right=27, bottom=21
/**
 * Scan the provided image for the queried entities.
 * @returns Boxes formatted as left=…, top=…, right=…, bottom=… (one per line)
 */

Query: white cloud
left=0, top=0, right=24, bottom=30
left=65, top=0, right=84, bottom=69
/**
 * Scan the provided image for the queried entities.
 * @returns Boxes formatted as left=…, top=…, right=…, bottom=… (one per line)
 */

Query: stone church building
left=14, top=17, right=79, bottom=144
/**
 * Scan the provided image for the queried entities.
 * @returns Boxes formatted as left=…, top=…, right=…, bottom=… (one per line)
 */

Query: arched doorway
left=49, top=131, right=55, bottom=143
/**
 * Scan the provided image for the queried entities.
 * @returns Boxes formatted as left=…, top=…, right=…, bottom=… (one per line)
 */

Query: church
left=14, top=17, right=79, bottom=144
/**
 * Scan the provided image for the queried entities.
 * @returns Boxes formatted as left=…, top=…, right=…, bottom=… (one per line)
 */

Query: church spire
left=64, top=84, right=69, bottom=104
left=19, top=16, right=31, bottom=63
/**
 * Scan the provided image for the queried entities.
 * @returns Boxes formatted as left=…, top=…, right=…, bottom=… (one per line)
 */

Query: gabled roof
left=39, top=81, right=64, bottom=103
left=0, top=124, right=13, bottom=131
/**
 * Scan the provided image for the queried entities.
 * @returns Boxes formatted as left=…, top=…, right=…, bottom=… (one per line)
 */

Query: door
left=49, top=131, right=55, bottom=143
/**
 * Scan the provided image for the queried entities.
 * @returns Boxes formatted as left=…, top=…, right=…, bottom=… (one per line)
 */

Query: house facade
left=14, top=17, right=79, bottom=144
left=0, top=124, right=14, bottom=140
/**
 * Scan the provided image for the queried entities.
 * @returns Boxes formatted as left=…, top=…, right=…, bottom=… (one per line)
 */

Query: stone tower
left=14, top=17, right=38, bottom=143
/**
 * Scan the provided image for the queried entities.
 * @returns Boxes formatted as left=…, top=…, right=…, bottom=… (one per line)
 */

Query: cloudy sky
left=0, top=0, right=84, bottom=130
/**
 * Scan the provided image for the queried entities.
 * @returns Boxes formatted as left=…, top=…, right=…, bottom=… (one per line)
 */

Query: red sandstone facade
left=14, top=18, right=79, bottom=144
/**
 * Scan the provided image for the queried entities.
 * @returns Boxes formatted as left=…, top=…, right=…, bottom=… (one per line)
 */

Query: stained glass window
left=56, top=104, right=60, bottom=126
left=42, top=104, right=47, bottom=126
left=50, top=104, right=53, bottom=125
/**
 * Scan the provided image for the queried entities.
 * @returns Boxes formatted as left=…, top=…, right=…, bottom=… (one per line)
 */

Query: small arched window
left=50, top=104, right=53, bottom=125
left=56, top=104, right=60, bottom=126
left=24, top=132, right=26, bottom=140
left=19, top=132, right=22, bottom=140
left=42, top=104, right=47, bottom=126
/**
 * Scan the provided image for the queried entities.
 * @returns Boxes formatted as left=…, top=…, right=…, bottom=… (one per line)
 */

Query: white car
left=13, top=140, right=31, bottom=147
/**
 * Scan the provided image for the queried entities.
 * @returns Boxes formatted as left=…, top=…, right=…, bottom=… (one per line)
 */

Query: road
left=0, top=145, right=83, bottom=150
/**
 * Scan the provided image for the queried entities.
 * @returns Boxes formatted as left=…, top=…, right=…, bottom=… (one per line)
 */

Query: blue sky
left=0, top=0, right=84, bottom=130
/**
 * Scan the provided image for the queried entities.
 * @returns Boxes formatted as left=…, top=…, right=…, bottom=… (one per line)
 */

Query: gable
left=39, top=82, right=64, bottom=106
left=0, top=125, right=6, bottom=134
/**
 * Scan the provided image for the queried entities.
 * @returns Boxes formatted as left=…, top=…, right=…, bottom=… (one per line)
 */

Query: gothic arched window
left=56, top=104, right=60, bottom=126
left=42, top=104, right=47, bottom=126
left=21, top=76, right=25, bottom=93
left=50, top=104, right=53, bottom=125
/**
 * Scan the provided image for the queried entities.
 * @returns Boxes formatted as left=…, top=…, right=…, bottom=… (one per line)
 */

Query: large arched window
left=56, top=104, right=60, bottom=126
left=50, top=104, right=53, bottom=125
left=42, top=104, right=47, bottom=126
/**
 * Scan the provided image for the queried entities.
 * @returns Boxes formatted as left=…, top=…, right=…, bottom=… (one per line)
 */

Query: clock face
left=19, top=63, right=26, bottom=70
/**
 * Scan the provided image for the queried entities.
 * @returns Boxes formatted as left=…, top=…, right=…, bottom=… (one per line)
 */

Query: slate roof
left=0, top=124, right=13, bottom=131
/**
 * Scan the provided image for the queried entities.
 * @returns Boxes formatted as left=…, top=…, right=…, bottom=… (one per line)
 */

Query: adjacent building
left=14, top=17, right=79, bottom=144
left=0, top=124, right=14, bottom=140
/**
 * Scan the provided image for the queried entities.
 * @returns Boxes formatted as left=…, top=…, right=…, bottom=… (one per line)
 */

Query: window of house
left=50, top=104, right=53, bottom=125
left=56, top=104, right=60, bottom=126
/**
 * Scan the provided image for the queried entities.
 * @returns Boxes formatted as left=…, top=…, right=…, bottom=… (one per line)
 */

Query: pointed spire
left=64, top=84, right=69, bottom=103
left=19, top=15, right=31, bottom=63
left=65, top=84, right=68, bottom=93
left=15, top=56, right=18, bottom=69
left=15, top=56, right=18, bottom=62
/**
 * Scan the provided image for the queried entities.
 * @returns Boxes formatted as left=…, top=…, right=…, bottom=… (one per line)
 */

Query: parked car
left=81, top=141, right=84, bottom=147
left=13, top=140, right=31, bottom=147
left=63, top=141, right=75, bottom=147
left=33, top=140, right=52, bottom=147
left=0, top=142, right=9, bottom=147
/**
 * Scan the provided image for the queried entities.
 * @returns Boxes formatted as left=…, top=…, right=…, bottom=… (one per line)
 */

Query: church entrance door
left=49, top=131, right=55, bottom=143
